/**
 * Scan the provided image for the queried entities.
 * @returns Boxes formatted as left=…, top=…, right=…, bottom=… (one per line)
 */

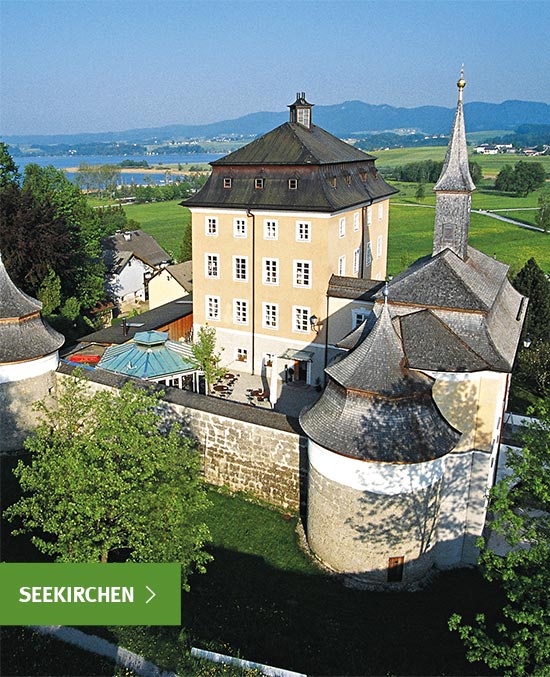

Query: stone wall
left=56, top=363, right=305, bottom=512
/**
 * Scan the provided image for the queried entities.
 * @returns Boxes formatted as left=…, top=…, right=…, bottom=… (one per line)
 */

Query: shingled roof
left=300, top=305, right=461, bottom=463
left=0, top=254, right=64, bottom=363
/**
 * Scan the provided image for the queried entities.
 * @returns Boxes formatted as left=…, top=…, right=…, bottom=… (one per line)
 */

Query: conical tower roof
left=0, top=254, right=64, bottom=363
left=434, top=68, right=475, bottom=193
left=300, top=304, right=461, bottom=463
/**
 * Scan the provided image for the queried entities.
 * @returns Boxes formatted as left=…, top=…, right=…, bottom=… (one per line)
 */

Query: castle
left=0, top=73, right=527, bottom=587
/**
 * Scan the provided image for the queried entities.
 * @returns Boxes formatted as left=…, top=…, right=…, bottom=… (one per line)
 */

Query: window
left=338, top=255, right=346, bottom=276
left=377, top=235, right=383, bottom=259
left=293, top=306, right=310, bottom=333
left=206, top=296, right=220, bottom=321
left=330, top=176, right=337, bottom=188
left=255, top=178, right=264, bottom=189
left=236, top=347, right=248, bottom=362
left=297, top=107, right=310, bottom=127
left=387, top=556, right=404, bottom=583
left=233, top=299, right=248, bottom=325
left=366, top=207, right=372, bottom=227
left=263, top=258, right=278, bottom=285
left=352, top=308, right=368, bottom=329
left=339, top=217, right=346, bottom=238
left=263, top=353, right=274, bottom=367
left=205, top=216, right=218, bottom=236
left=354, top=212, right=360, bottom=231
left=288, top=178, right=298, bottom=190
left=345, top=174, right=351, bottom=186
left=366, top=242, right=373, bottom=266
left=359, top=170, right=367, bottom=183
left=264, top=219, right=278, bottom=240
left=223, top=177, right=232, bottom=189
left=233, top=218, right=247, bottom=238
left=262, top=302, right=278, bottom=329
left=378, top=203, right=384, bottom=221
left=233, top=256, right=248, bottom=282
left=296, top=221, right=311, bottom=242
left=205, top=253, right=219, bottom=279
left=294, top=260, right=311, bottom=287
left=353, top=248, right=360, bottom=274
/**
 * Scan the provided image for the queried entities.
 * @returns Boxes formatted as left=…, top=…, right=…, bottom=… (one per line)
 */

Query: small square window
left=288, top=178, right=298, bottom=190
left=236, top=347, right=248, bottom=362
left=255, top=178, right=264, bottom=189
left=223, top=178, right=232, bottom=188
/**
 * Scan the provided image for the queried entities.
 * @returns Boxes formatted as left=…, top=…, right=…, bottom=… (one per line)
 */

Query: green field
left=122, top=200, right=190, bottom=258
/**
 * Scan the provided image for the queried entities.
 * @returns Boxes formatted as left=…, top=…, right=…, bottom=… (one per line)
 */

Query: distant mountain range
left=4, top=99, right=550, bottom=146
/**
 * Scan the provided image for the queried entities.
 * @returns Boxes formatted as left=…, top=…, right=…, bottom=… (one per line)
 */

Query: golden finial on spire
left=457, top=65, right=466, bottom=102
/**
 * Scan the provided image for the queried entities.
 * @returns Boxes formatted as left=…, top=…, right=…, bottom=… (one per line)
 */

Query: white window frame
left=205, top=216, right=218, bottom=236
left=205, top=253, right=220, bottom=279
left=339, top=217, right=346, bottom=238
left=233, top=217, right=247, bottom=238
left=262, top=302, right=278, bottom=330
left=353, top=212, right=360, bottom=231
left=205, top=295, right=220, bottom=321
left=378, top=203, right=384, bottom=221
left=288, top=178, right=298, bottom=190
left=293, top=305, right=310, bottom=334
left=263, top=257, right=279, bottom=285
left=352, top=308, right=369, bottom=330
left=223, top=177, right=232, bottom=189
left=366, top=242, right=373, bottom=266
left=338, top=255, right=346, bottom=276
left=296, top=221, right=311, bottom=242
left=233, top=298, right=248, bottom=325
left=236, top=347, right=248, bottom=363
left=353, top=248, right=360, bottom=274
left=264, top=219, right=278, bottom=240
left=233, top=255, right=248, bottom=282
left=294, top=260, right=312, bottom=288
left=366, top=207, right=372, bottom=227
left=255, top=177, right=264, bottom=189
left=377, top=235, right=383, bottom=259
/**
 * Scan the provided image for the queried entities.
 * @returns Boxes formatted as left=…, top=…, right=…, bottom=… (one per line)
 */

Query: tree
left=536, top=190, right=550, bottom=233
left=516, top=342, right=550, bottom=397
left=179, top=219, right=193, bottom=262
left=512, top=258, right=550, bottom=343
left=495, top=164, right=515, bottom=192
left=5, top=375, right=211, bottom=587
left=0, top=142, right=20, bottom=189
left=449, top=398, right=550, bottom=676
left=38, top=268, right=62, bottom=316
left=191, top=325, right=226, bottom=394
left=495, top=161, right=546, bottom=197
left=415, top=183, right=425, bottom=201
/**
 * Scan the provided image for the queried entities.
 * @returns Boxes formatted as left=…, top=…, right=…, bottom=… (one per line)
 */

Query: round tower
left=300, top=303, right=460, bottom=587
left=0, top=255, right=64, bottom=452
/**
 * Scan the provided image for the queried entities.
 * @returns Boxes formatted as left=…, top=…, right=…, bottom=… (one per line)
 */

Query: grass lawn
left=1, top=455, right=501, bottom=677
left=121, top=200, right=190, bottom=259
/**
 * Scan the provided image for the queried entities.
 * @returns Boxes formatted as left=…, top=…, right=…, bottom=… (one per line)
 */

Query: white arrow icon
left=145, top=586, right=156, bottom=604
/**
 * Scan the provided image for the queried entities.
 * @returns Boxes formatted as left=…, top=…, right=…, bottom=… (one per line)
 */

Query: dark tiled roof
left=327, top=275, right=384, bottom=301
left=0, top=256, right=64, bottom=361
left=301, top=306, right=460, bottom=462
left=78, top=295, right=193, bottom=345
left=382, top=247, right=509, bottom=312
left=212, top=122, right=375, bottom=166
left=103, top=230, right=171, bottom=269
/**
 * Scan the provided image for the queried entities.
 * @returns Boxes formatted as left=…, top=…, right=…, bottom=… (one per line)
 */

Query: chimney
left=122, top=318, right=128, bottom=336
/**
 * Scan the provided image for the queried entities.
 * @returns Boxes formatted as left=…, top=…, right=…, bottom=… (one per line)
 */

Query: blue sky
left=1, top=0, right=549, bottom=136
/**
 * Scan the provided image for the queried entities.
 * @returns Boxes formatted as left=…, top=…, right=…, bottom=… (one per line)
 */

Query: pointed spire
left=432, top=67, right=475, bottom=260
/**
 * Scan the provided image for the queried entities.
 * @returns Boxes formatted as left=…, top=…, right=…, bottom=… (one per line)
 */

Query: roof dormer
left=288, top=92, right=313, bottom=129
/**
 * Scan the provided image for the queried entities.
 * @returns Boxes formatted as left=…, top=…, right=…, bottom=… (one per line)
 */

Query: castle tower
left=300, top=302, right=460, bottom=586
left=0, top=255, right=64, bottom=451
left=432, top=68, right=476, bottom=260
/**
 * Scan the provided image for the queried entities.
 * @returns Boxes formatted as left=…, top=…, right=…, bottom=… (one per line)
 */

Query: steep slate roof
left=98, top=331, right=197, bottom=380
left=103, top=230, right=170, bottom=269
left=300, top=306, right=461, bottom=463
left=327, top=274, right=384, bottom=301
left=0, top=255, right=64, bottom=362
left=185, top=122, right=397, bottom=212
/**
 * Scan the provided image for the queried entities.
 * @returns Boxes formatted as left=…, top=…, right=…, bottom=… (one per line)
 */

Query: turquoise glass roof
left=98, top=334, right=198, bottom=380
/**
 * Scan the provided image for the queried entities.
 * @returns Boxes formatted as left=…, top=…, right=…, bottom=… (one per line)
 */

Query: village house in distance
left=185, top=93, right=397, bottom=389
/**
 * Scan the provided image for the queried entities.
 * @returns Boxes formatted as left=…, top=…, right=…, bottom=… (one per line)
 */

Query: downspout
left=494, top=372, right=511, bottom=486
left=246, top=209, right=256, bottom=375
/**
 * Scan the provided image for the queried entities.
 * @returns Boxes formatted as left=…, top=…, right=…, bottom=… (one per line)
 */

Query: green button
left=0, top=563, right=181, bottom=625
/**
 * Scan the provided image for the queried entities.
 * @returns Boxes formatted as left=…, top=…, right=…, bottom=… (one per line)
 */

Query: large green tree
left=495, top=161, right=546, bottom=197
left=513, top=258, right=550, bottom=343
left=449, top=398, right=550, bottom=676
left=5, top=376, right=211, bottom=587
left=191, top=325, right=226, bottom=394
left=537, top=190, right=550, bottom=233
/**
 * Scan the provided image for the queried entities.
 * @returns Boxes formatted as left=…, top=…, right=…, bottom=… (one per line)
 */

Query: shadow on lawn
left=185, top=545, right=502, bottom=677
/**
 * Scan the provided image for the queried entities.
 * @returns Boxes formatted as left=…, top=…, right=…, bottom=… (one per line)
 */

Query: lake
left=11, top=153, right=223, bottom=185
